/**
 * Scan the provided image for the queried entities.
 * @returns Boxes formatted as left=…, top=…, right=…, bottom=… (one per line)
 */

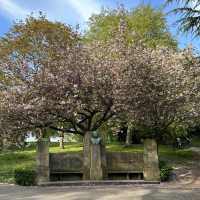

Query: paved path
left=0, top=184, right=200, bottom=200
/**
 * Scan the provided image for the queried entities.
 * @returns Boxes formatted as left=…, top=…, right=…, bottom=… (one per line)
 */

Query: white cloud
left=0, top=0, right=29, bottom=19
left=0, top=0, right=100, bottom=29
left=66, top=0, right=100, bottom=20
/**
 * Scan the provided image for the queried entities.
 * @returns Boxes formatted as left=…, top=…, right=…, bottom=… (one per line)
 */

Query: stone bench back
left=107, top=152, right=143, bottom=173
left=50, top=153, right=83, bottom=173
left=49, top=152, right=144, bottom=174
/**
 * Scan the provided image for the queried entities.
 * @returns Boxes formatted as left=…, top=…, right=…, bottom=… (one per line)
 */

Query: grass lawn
left=0, top=143, right=193, bottom=183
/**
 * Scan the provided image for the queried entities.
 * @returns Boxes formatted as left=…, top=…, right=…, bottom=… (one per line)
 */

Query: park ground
left=1, top=139, right=200, bottom=186
left=1, top=140, right=200, bottom=200
left=1, top=184, right=200, bottom=200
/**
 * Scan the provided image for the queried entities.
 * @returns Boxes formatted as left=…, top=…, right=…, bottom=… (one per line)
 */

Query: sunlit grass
left=0, top=151, right=35, bottom=183
left=106, top=144, right=143, bottom=153
left=49, top=143, right=83, bottom=153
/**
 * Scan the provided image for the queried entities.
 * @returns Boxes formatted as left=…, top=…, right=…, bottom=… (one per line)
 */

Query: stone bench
left=49, top=152, right=144, bottom=181
left=37, top=139, right=160, bottom=183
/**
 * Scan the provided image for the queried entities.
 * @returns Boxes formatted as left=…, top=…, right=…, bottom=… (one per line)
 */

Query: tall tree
left=0, top=15, right=116, bottom=137
left=103, top=26, right=198, bottom=142
left=85, top=5, right=177, bottom=48
left=0, top=14, right=79, bottom=138
left=166, top=0, right=200, bottom=37
left=85, top=4, right=178, bottom=145
left=0, top=15, right=116, bottom=179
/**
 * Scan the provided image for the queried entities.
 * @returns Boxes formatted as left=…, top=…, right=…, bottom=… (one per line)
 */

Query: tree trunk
left=16, top=134, right=25, bottom=149
left=59, top=132, right=65, bottom=149
left=0, top=136, right=3, bottom=150
left=2, top=137, right=8, bottom=150
left=126, top=123, right=133, bottom=146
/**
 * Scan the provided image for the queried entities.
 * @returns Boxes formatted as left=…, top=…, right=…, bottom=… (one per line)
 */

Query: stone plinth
left=83, top=132, right=91, bottom=180
left=83, top=131, right=107, bottom=180
left=36, top=138, right=50, bottom=184
left=143, top=139, right=160, bottom=181
left=90, top=144, right=103, bottom=180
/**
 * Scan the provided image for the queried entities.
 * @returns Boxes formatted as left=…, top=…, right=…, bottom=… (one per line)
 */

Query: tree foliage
left=0, top=15, right=115, bottom=137
left=0, top=14, right=199, bottom=142
left=99, top=25, right=198, bottom=140
left=85, top=5, right=177, bottom=48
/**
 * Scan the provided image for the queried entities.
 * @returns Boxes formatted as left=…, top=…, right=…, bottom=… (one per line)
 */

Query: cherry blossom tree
left=0, top=16, right=116, bottom=175
left=0, top=15, right=77, bottom=137
left=90, top=21, right=199, bottom=143
left=112, top=40, right=198, bottom=142
left=0, top=15, right=116, bottom=138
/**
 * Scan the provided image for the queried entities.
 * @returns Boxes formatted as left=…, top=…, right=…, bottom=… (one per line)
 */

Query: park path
left=166, top=147, right=200, bottom=188
left=0, top=184, right=200, bottom=200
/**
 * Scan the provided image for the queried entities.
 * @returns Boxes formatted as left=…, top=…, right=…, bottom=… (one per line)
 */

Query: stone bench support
left=36, top=138, right=50, bottom=184
left=143, top=139, right=160, bottom=181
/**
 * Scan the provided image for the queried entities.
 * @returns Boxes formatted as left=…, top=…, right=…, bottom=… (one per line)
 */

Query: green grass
left=106, top=144, right=143, bottom=153
left=49, top=143, right=83, bottom=153
left=0, top=143, right=194, bottom=183
left=0, top=150, right=35, bottom=183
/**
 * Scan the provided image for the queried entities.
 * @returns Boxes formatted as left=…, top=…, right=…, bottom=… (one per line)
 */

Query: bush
left=159, top=160, right=173, bottom=182
left=14, top=168, right=36, bottom=186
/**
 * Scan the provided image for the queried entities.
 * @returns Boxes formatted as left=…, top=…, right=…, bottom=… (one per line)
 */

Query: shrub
left=159, top=160, right=173, bottom=182
left=14, top=168, right=36, bottom=186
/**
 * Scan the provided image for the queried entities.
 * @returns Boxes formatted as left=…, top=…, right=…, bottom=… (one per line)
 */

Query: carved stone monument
left=90, top=131, right=104, bottom=180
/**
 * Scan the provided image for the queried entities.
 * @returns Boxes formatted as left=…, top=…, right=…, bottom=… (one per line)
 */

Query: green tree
left=166, top=0, right=200, bottom=37
left=85, top=5, right=177, bottom=48
left=0, top=14, right=78, bottom=139
left=0, top=15, right=116, bottom=179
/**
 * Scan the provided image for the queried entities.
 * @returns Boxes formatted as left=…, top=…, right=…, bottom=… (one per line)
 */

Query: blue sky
left=0, top=0, right=199, bottom=50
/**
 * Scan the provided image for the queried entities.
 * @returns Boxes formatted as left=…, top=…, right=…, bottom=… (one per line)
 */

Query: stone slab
left=50, top=152, right=144, bottom=173
left=38, top=180, right=160, bottom=186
